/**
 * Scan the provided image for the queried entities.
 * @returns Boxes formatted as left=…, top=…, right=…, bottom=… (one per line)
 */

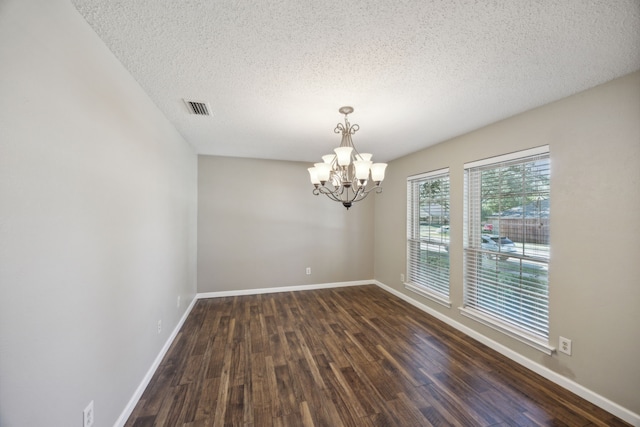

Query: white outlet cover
left=83, top=400, right=94, bottom=427
left=559, top=336, right=572, bottom=355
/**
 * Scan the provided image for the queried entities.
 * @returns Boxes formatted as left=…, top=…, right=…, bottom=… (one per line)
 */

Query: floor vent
left=183, top=99, right=211, bottom=116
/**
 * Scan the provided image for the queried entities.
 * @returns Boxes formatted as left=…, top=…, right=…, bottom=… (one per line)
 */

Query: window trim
left=406, top=167, right=451, bottom=307
left=459, top=306, right=555, bottom=355
left=463, top=147, right=552, bottom=353
left=407, top=167, right=450, bottom=182
left=464, top=145, right=550, bottom=169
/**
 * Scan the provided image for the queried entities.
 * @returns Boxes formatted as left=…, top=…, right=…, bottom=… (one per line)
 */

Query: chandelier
left=307, top=107, right=388, bottom=209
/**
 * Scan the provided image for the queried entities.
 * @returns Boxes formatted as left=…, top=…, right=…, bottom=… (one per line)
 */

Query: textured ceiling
left=71, top=0, right=640, bottom=163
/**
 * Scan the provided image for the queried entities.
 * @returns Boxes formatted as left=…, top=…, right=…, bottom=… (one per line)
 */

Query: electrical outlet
left=83, top=400, right=94, bottom=427
left=306, top=267, right=311, bottom=275
left=559, top=336, right=572, bottom=355
left=400, top=273, right=405, bottom=282
left=177, top=295, right=181, bottom=308
left=157, top=319, right=162, bottom=334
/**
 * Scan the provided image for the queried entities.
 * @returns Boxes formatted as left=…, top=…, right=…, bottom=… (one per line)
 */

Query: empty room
left=1, top=1, right=639, bottom=426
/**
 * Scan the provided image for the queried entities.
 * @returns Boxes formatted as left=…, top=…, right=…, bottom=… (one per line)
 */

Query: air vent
left=183, top=99, right=211, bottom=116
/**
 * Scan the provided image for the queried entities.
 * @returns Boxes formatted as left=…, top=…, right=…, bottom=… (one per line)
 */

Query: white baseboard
left=196, top=279, right=372, bottom=299
left=114, top=295, right=198, bottom=427
left=373, top=280, right=640, bottom=427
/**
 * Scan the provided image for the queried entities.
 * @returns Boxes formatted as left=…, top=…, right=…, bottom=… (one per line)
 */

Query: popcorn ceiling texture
left=72, top=0, right=640, bottom=162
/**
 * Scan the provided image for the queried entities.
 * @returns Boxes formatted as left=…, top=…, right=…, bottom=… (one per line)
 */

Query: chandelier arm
left=315, top=186, right=337, bottom=196
left=351, top=186, right=382, bottom=202
left=346, top=187, right=369, bottom=205
left=353, top=185, right=368, bottom=202
left=349, top=183, right=383, bottom=203
left=325, top=191, right=344, bottom=203
left=316, top=178, right=381, bottom=199
left=313, top=182, right=381, bottom=206
left=339, top=184, right=358, bottom=202
left=315, top=185, right=347, bottom=202
left=326, top=182, right=347, bottom=196
left=360, top=184, right=383, bottom=196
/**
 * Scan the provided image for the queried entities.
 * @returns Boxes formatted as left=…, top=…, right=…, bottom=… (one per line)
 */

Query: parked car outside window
left=481, top=235, right=519, bottom=260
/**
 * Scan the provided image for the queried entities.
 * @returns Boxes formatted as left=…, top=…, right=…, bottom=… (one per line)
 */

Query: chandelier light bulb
left=314, top=162, right=331, bottom=183
left=371, top=163, right=388, bottom=182
left=334, top=147, right=353, bottom=166
left=354, top=160, right=372, bottom=181
left=307, top=167, right=320, bottom=185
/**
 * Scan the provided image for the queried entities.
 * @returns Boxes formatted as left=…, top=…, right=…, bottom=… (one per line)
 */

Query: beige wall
left=0, top=1, right=198, bottom=426
left=374, top=71, right=640, bottom=416
left=197, top=156, right=374, bottom=292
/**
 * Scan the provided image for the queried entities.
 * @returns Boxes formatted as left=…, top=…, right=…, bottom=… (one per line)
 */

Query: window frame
left=406, top=168, right=451, bottom=307
left=461, top=146, right=553, bottom=354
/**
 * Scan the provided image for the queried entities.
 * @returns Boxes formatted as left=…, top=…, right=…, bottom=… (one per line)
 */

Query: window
left=407, top=168, right=450, bottom=306
left=462, top=146, right=551, bottom=353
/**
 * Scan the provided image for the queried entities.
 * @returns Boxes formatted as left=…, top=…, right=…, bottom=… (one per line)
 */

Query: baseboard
left=373, top=280, right=640, bottom=427
left=196, top=279, right=373, bottom=299
left=114, top=295, right=198, bottom=427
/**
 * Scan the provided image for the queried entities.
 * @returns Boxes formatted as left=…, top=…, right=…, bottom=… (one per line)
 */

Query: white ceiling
left=71, top=0, right=640, bottom=163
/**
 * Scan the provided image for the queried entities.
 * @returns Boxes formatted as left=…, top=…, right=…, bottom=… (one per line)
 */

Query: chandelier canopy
left=307, top=107, right=387, bottom=209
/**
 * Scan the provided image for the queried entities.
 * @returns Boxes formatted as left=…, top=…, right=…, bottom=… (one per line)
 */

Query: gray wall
left=197, top=156, right=374, bottom=292
left=374, top=71, right=640, bottom=415
left=0, top=1, right=198, bottom=426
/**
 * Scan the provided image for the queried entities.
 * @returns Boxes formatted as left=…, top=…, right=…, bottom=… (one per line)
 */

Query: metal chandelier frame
left=307, top=107, right=387, bottom=210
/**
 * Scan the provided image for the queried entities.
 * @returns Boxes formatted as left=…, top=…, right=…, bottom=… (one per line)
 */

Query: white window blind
left=463, top=147, right=551, bottom=349
left=407, top=168, right=450, bottom=305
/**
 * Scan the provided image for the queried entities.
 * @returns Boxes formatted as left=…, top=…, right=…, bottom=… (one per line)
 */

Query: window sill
left=404, top=283, right=451, bottom=308
left=459, top=307, right=555, bottom=355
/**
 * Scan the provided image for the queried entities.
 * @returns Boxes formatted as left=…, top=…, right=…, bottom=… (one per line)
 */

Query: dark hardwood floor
left=125, top=285, right=630, bottom=426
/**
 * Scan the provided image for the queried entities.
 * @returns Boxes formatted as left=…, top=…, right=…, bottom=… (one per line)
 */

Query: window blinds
left=463, top=147, right=550, bottom=340
left=407, top=169, right=450, bottom=301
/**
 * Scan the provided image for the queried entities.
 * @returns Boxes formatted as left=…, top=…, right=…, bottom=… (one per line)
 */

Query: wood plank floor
left=125, top=285, right=630, bottom=427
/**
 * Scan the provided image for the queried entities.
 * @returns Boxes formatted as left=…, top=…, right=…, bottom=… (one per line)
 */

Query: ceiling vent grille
left=183, top=99, right=211, bottom=116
